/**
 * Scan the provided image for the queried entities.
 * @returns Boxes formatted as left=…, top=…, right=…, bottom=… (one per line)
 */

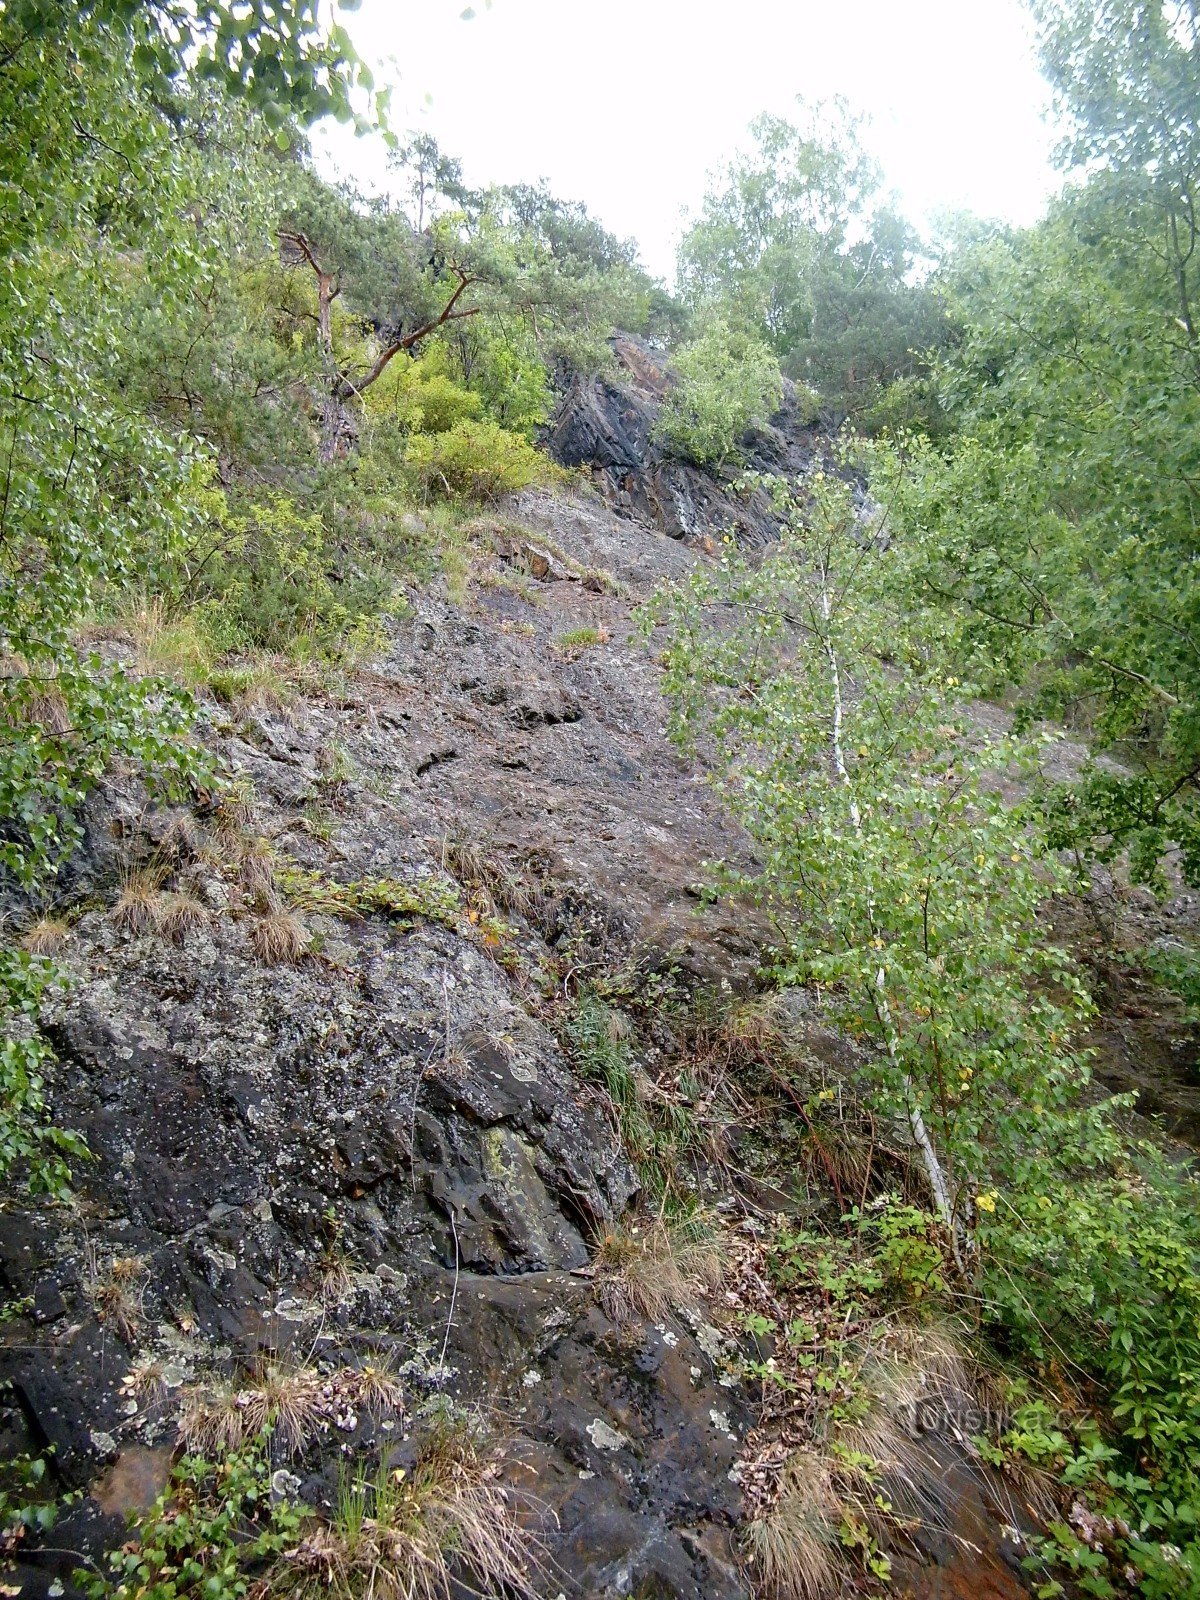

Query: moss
left=276, top=865, right=463, bottom=932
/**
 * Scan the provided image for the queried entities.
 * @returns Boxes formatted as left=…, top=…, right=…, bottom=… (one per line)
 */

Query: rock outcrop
left=547, top=333, right=831, bottom=545
left=2, top=381, right=1041, bottom=1600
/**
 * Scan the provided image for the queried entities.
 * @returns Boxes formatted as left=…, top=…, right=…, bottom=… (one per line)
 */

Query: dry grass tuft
left=236, top=836, right=277, bottom=898
left=181, top=1367, right=325, bottom=1458
left=832, top=1322, right=1002, bottom=1541
left=121, top=1357, right=171, bottom=1405
left=696, top=993, right=883, bottom=1202
left=741, top=1451, right=842, bottom=1600
left=111, top=867, right=166, bottom=936
left=317, top=1251, right=357, bottom=1307
left=440, top=833, right=535, bottom=922
left=594, top=1214, right=725, bottom=1326
left=279, top=1418, right=539, bottom=1600
left=158, top=811, right=209, bottom=863
left=211, top=779, right=256, bottom=840
left=91, top=1256, right=149, bottom=1345
left=179, top=1364, right=405, bottom=1460
left=20, top=916, right=70, bottom=956
left=354, top=1362, right=405, bottom=1420
left=27, top=686, right=73, bottom=736
left=154, top=890, right=212, bottom=943
left=250, top=904, right=310, bottom=964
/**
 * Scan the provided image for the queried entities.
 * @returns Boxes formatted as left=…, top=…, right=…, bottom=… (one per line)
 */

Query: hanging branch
left=339, top=267, right=482, bottom=400
left=278, top=230, right=483, bottom=459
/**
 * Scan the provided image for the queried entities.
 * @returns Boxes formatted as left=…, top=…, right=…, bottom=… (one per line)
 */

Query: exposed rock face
left=547, top=333, right=830, bottom=545
left=0, top=486, right=771, bottom=1600
left=1, top=469, right=1037, bottom=1597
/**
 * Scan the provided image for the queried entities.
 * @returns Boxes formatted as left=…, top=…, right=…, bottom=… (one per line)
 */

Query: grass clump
left=562, top=988, right=656, bottom=1165
left=235, top=835, right=277, bottom=898
left=249, top=903, right=310, bottom=964
left=154, top=890, right=211, bottom=942
left=741, top=1451, right=841, bottom=1600
left=593, top=1213, right=724, bottom=1326
left=210, top=777, right=257, bottom=841
left=19, top=917, right=70, bottom=956
left=110, top=866, right=212, bottom=944
left=553, top=625, right=609, bottom=656
left=110, top=867, right=166, bottom=937
left=280, top=1417, right=539, bottom=1600
left=179, top=1365, right=403, bottom=1460
left=206, top=658, right=295, bottom=713
left=106, top=594, right=213, bottom=685
left=89, top=1255, right=148, bottom=1345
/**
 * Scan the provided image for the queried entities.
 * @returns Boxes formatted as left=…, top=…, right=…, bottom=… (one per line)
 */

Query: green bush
left=654, top=315, right=783, bottom=466
left=453, top=322, right=552, bottom=436
left=403, top=418, right=552, bottom=502
left=86, top=1435, right=304, bottom=1600
left=362, top=344, right=482, bottom=436
left=161, top=480, right=391, bottom=660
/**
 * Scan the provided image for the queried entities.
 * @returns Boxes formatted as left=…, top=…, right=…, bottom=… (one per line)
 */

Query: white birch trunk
left=815, top=563, right=963, bottom=1262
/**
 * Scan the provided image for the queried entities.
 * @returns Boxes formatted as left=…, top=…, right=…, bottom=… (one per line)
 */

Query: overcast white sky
left=313, top=0, right=1059, bottom=283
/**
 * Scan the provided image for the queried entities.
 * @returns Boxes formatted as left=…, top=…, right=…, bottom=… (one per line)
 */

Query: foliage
left=654, top=317, right=782, bottom=466
left=0, top=0, right=338, bottom=1191
left=645, top=473, right=1095, bottom=1233
left=1, top=1448, right=81, bottom=1564
left=646, top=463, right=1200, bottom=1585
left=0, top=951, right=88, bottom=1198
left=982, top=1147, right=1200, bottom=1508
left=363, top=345, right=484, bottom=436
left=156, top=480, right=391, bottom=661
left=86, top=1435, right=305, bottom=1600
left=676, top=99, right=947, bottom=415
left=863, top=2, right=1200, bottom=882
left=444, top=320, right=552, bottom=436
left=403, top=418, right=554, bottom=503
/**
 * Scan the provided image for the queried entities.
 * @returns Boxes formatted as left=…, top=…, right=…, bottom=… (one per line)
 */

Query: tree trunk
left=279, top=231, right=483, bottom=462
left=816, top=558, right=967, bottom=1270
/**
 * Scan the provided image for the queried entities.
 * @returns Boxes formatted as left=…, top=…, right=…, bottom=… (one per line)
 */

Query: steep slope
left=2, top=352, right=1043, bottom=1600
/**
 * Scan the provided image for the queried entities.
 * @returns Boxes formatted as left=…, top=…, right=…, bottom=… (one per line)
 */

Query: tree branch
left=337, top=268, right=482, bottom=398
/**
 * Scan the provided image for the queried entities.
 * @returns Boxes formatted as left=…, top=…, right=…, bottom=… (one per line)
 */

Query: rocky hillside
left=549, top=333, right=835, bottom=546
left=8, top=337, right=1187, bottom=1600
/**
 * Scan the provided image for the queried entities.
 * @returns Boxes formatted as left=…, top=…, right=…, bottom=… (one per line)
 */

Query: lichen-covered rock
left=0, top=476, right=1039, bottom=1600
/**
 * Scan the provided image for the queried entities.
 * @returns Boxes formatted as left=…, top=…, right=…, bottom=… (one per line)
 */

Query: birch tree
left=643, top=473, right=1095, bottom=1263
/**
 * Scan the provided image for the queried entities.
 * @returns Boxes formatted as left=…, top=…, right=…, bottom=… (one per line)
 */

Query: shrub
left=362, top=345, right=482, bottom=436
left=654, top=316, right=783, bottom=467
left=159, top=480, right=391, bottom=662
left=0, top=949, right=87, bottom=1198
left=404, top=419, right=552, bottom=503
left=86, top=1435, right=303, bottom=1600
